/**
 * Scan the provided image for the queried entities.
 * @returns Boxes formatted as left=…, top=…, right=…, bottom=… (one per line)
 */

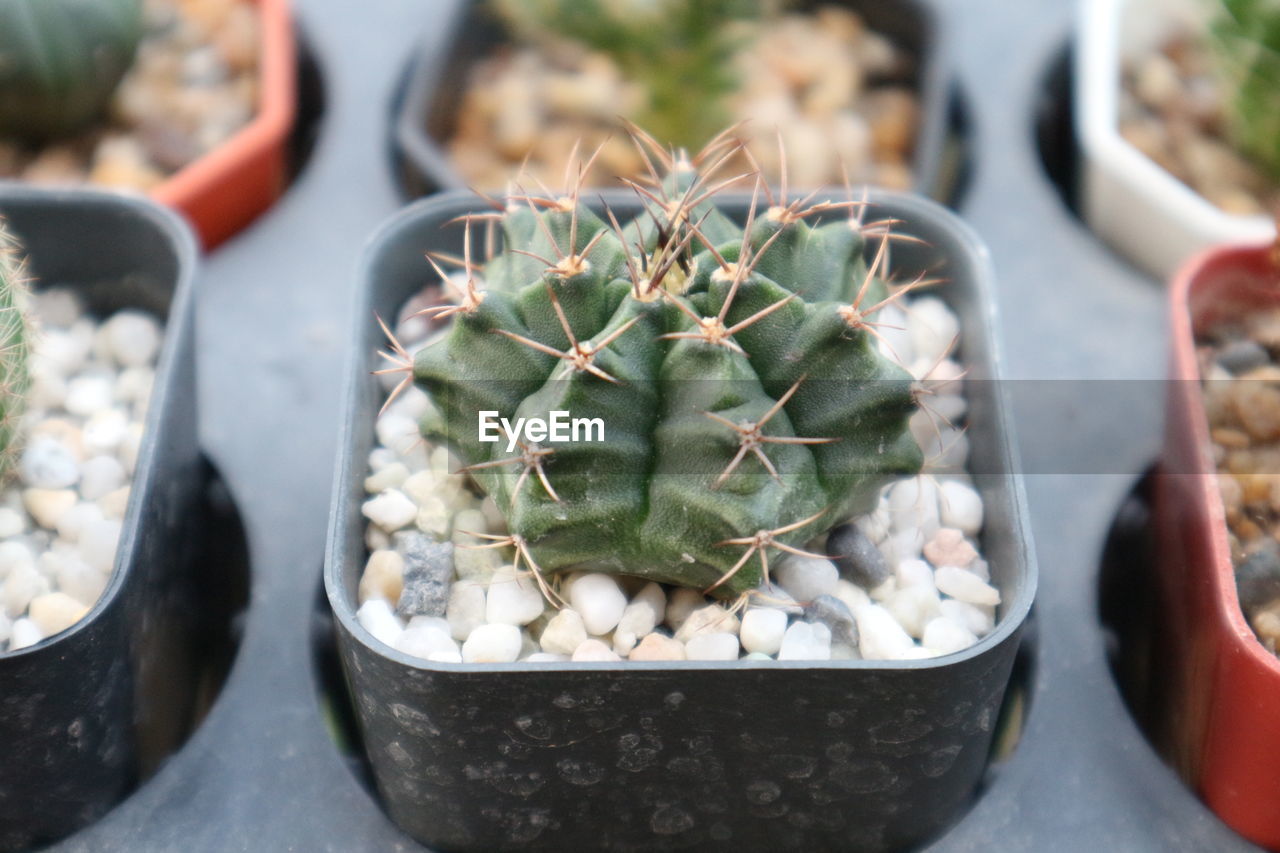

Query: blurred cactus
left=1208, top=0, right=1280, bottom=182
left=490, top=0, right=775, bottom=151
left=0, top=0, right=143, bottom=142
left=0, top=222, right=31, bottom=481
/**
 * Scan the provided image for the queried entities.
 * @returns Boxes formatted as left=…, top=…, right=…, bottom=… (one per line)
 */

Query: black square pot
left=392, top=0, right=953, bottom=201
left=325, top=189, right=1037, bottom=851
left=0, top=186, right=204, bottom=851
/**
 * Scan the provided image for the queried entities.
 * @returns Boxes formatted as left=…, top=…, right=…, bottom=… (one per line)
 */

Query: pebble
left=922, top=617, right=978, bottom=655
left=923, top=528, right=978, bottom=569
left=55, top=502, right=103, bottom=542
left=907, top=298, right=959, bottom=365
left=102, top=311, right=161, bottom=367
left=778, top=621, right=832, bottom=660
left=749, top=582, right=804, bottom=615
left=79, top=456, right=126, bottom=501
left=1218, top=339, right=1269, bottom=375
left=22, top=489, right=77, bottom=531
left=462, top=623, right=523, bottom=663
left=524, top=652, right=569, bottom=663
left=887, top=478, right=940, bottom=539
left=539, top=608, right=588, bottom=656
left=629, top=633, right=686, bottom=661
left=395, top=623, right=462, bottom=662
left=934, top=566, right=1002, bottom=607
left=446, top=579, right=487, bottom=642
left=79, top=519, right=121, bottom=573
left=685, top=632, right=741, bottom=661
left=773, top=555, right=839, bottom=603
left=359, top=549, right=404, bottom=604
left=362, top=490, right=418, bottom=532
left=803, top=594, right=859, bottom=650
left=674, top=604, right=740, bottom=642
left=938, top=481, right=983, bottom=536
left=9, top=618, right=42, bottom=651
left=51, top=555, right=107, bottom=608
left=939, top=598, right=995, bottom=636
left=569, top=572, right=627, bottom=635
left=357, top=599, right=404, bottom=649
left=613, top=582, right=665, bottom=655
left=365, top=462, right=409, bottom=494
left=0, top=508, right=25, bottom=538
left=20, top=437, right=81, bottom=489
left=64, top=376, right=114, bottom=417
left=3, top=563, right=50, bottom=617
left=28, top=592, right=89, bottom=637
left=397, top=535, right=456, bottom=618
left=826, top=523, right=890, bottom=590
left=664, top=586, right=704, bottom=630
left=571, top=638, right=621, bottom=662
left=740, top=608, right=788, bottom=655
left=856, top=603, right=916, bottom=660
left=886, top=584, right=942, bottom=638
left=894, top=558, right=935, bottom=589
left=1235, top=548, right=1280, bottom=610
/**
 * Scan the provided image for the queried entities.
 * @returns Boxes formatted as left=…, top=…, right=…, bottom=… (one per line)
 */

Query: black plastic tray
left=30, top=0, right=1267, bottom=850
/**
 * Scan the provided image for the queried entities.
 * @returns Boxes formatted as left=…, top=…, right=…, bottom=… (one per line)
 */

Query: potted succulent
left=0, top=0, right=298, bottom=249
left=1154, top=230, right=1280, bottom=849
left=0, top=186, right=210, bottom=850
left=325, top=134, right=1035, bottom=850
left=1076, top=0, right=1278, bottom=279
left=394, top=0, right=952, bottom=199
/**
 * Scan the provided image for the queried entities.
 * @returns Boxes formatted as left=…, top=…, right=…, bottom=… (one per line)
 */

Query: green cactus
left=0, top=0, right=143, bottom=143
left=489, top=0, right=769, bottom=152
left=0, top=222, right=30, bottom=481
left=1208, top=0, right=1280, bottom=183
left=391, top=138, right=922, bottom=598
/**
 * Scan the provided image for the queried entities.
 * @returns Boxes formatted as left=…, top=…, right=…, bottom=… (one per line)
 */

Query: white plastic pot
left=1075, top=0, right=1275, bottom=280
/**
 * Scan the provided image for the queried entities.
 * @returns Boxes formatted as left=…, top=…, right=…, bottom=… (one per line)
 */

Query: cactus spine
left=0, top=0, right=143, bottom=142
left=0, top=223, right=30, bottom=481
left=387, top=133, right=923, bottom=598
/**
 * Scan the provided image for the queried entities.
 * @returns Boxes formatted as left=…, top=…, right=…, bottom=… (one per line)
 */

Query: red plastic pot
left=150, top=0, right=296, bottom=249
left=1156, top=242, right=1280, bottom=850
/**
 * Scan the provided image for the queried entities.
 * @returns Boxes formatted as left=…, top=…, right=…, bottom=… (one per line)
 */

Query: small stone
left=907, top=297, right=959, bottom=364
left=356, top=599, right=404, bottom=648
left=102, top=311, right=161, bottom=367
left=665, top=587, right=704, bottom=630
left=887, top=477, right=940, bottom=538
left=539, top=608, right=588, bottom=656
left=1218, top=339, right=1269, bottom=375
left=20, top=437, right=81, bottom=489
left=361, top=490, right=417, bottom=532
left=0, top=541, right=34, bottom=575
left=358, top=549, right=404, bottom=604
left=804, top=594, right=859, bottom=650
left=9, top=617, right=42, bottom=650
left=396, top=534, right=455, bottom=618
left=0, top=611, right=8, bottom=644
left=934, top=566, right=1001, bottom=606
left=97, top=486, right=131, bottom=520
left=923, top=528, right=978, bottom=568
left=675, top=604, right=740, bottom=642
left=395, top=624, right=461, bottom=661
left=685, top=632, right=741, bottom=661
left=886, top=584, right=941, bottom=638
left=1236, top=548, right=1280, bottom=610
left=114, top=367, right=154, bottom=407
left=446, top=579, right=486, bottom=642
left=748, top=582, right=804, bottom=614
left=895, top=558, right=935, bottom=589
left=452, top=542, right=502, bottom=581
left=524, top=652, right=569, bottom=663
left=64, top=376, right=114, bottom=417
left=78, top=519, right=121, bottom=573
left=80, top=455, right=127, bottom=501
left=740, top=607, right=788, bottom=655
left=376, top=414, right=420, bottom=456
left=364, top=462, right=409, bottom=493
left=568, top=572, right=627, bottom=635
left=571, top=638, right=622, bottom=662
left=49, top=553, right=106, bottom=607
left=939, top=599, right=995, bottom=636
left=462, top=623, right=522, bottom=663
left=922, top=617, right=978, bottom=655
left=33, top=289, right=82, bottom=327
left=3, top=563, right=50, bottom=616
left=826, top=523, right=890, bottom=589
left=938, top=481, right=983, bottom=536
left=28, top=592, right=89, bottom=636
left=629, top=633, right=686, bottom=661
left=774, top=555, right=840, bottom=603
left=856, top=603, right=917, bottom=660
left=83, top=409, right=130, bottom=456
left=778, top=621, right=832, bottom=660
left=54, top=502, right=104, bottom=543
left=0, top=508, right=25, bottom=537
left=614, top=582, right=665, bottom=653
left=833, top=579, right=870, bottom=613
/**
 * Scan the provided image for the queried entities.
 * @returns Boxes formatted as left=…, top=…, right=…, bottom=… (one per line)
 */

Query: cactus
left=384, top=134, right=923, bottom=598
left=0, top=222, right=30, bottom=481
left=489, top=0, right=767, bottom=152
left=0, top=0, right=143, bottom=142
left=1208, top=0, right=1280, bottom=183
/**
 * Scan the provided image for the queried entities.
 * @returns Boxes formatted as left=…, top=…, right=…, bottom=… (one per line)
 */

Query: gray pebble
left=803, top=594, right=858, bottom=649
left=1237, top=544, right=1280, bottom=611
left=826, top=524, right=891, bottom=590
left=1217, top=339, right=1269, bottom=375
left=394, top=532, right=455, bottom=618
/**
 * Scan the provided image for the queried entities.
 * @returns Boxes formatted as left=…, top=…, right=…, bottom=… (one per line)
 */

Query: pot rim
left=325, top=187, right=1038, bottom=675
left=0, top=183, right=199, bottom=660
left=1168, top=239, right=1280, bottom=678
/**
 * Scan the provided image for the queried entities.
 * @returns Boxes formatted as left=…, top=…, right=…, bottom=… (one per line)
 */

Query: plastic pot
left=1075, top=0, right=1276, bottom=280
left=1155, top=241, right=1280, bottom=849
left=325, top=189, right=1037, bottom=851
left=0, top=186, right=204, bottom=851
left=392, top=0, right=953, bottom=201
left=151, top=0, right=297, bottom=250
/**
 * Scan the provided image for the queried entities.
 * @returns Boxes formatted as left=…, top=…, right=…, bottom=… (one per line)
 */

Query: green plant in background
left=490, top=0, right=775, bottom=152
left=0, top=0, right=143, bottom=143
left=0, top=223, right=31, bottom=480
left=383, top=134, right=923, bottom=598
left=1208, top=0, right=1280, bottom=183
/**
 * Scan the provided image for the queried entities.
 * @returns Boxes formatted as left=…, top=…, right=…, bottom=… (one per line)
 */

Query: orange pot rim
left=149, top=0, right=296, bottom=213
left=1169, top=241, right=1280, bottom=680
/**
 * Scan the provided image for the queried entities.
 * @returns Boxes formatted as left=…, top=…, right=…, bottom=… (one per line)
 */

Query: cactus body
left=411, top=161, right=921, bottom=597
left=0, top=0, right=143, bottom=142
left=0, top=223, right=30, bottom=480
left=1210, top=0, right=1280, bottom=183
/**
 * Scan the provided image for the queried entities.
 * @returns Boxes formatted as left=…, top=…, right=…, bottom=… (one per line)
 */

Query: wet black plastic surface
left=30, top=0, right=1268, bottom=849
